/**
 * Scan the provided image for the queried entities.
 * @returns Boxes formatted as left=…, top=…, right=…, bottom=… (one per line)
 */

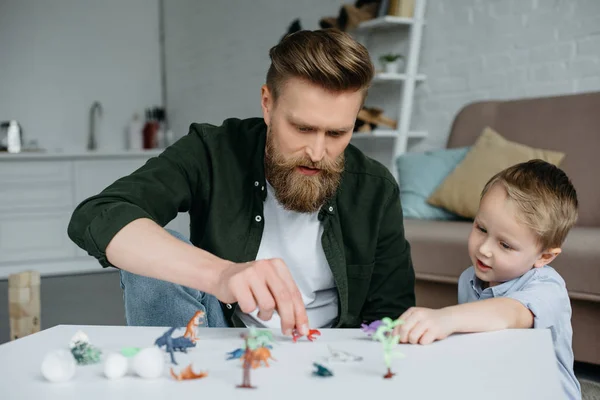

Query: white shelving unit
left=350, top=0, right=427, bottom=178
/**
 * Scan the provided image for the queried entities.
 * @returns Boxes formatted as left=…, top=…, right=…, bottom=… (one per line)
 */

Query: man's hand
left=214, top=258, right=309, bottom=337
left=393, top=307, right=455, bottom=345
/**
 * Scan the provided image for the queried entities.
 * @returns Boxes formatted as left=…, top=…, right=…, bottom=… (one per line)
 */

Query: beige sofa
left=405, top=91, right=600, bottom=365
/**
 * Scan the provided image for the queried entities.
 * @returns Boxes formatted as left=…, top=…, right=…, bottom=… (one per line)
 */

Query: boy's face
left=467, top=183, right=560, bottom=287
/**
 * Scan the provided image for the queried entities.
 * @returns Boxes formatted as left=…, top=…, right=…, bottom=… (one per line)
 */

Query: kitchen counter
left=0, top=149, right=164, bottom=161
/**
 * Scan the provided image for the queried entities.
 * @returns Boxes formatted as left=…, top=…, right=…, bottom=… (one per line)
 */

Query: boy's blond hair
left=481, top=159, right=578, bottom=250
left=266, top=29, right=374, bottom=102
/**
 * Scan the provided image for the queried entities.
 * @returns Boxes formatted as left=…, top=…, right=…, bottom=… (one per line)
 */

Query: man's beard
left=264, top=128, right=344, bottom=213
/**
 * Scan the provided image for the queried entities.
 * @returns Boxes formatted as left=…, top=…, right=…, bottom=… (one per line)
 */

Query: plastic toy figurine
left=170, top=363, right=208, bottom=381
left=154, top=326, right=196, bottom=365
left=69, top=331, right=102, bottom=365
left=361, top=320, right=383, bottom=336
left=312, top=363, right=333, bottom=377
left=241, top=347, right=276, bottom=369
left=227, top=344, right=272, bottom=360
left=373, top=317, right=405, bottom=379
left=237, top=327, right=275, bottom=389
left=325, top=346, right=363, bottom=363
left=237, top=332, right=257, bottom=389
left=226, top=348, right=246, bottom=360
left=120, top=347, right=140, bottom=357
left=292, top=328, right=321, bottom=343
left=183, top=310, right=205, bottom=343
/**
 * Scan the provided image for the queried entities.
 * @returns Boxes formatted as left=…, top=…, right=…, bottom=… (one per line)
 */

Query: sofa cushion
left=395, top=147, right=470, bottom=220
left=404, top=219, right=600, bottom=301
left=427, top=127, right=565, bottom=219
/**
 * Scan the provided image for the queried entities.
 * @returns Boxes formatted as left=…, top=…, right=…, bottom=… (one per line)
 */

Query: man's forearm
left=106, top=218, right=228, bottom=294
left=447, top=298, right=534, bottom=333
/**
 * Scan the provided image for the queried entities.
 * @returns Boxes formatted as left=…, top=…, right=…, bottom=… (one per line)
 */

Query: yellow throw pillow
left=427, top=127, right=565, bottom=219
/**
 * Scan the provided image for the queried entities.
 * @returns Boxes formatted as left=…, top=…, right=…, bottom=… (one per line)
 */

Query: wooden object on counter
left=8, top=270, right=41, bottom=340
left=388, top=0, right=415, bottom=17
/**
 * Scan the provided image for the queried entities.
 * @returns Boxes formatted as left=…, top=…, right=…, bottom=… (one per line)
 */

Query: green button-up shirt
left=67, top=117, right=415, bottom=328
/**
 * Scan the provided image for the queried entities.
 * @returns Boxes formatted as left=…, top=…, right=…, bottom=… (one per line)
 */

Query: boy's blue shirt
left=458, top=265, right=581, bottom=400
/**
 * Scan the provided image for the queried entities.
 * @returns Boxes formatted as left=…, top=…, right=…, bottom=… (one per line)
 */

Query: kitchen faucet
left=88, top=101, right=103, bottom=151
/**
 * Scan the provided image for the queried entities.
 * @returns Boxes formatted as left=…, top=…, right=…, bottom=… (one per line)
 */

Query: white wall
left=0, top=0, right=162, bottom=153
left=163, top=0, right=343, bottom=139
left=411, top=0, right=600, bottom=151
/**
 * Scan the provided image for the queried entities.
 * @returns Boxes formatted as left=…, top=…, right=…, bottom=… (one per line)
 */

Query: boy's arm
left=395, top=298, right=533, bottom=345
left=448, top=297, right=534, bottom=332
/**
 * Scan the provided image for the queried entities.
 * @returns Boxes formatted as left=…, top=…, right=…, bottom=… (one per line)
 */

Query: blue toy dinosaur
left=154, top=327, right=196, bottom=365
left=226, top=344, right=273, bottom=360
left=312, top=363, right=333, bottom=377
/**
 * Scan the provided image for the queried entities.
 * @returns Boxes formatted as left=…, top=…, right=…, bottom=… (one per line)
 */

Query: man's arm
left=67, top=124, right=308, bottom=334
left=67, top=125, right=223, bottom=290
left=360, top=185, right=416, bottom=322
left=395, top=298, right=534, bottom=345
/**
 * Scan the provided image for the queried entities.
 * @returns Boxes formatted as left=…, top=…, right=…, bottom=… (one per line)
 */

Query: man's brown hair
left=266, top=29, right=374, bottom=101
left=481, top=159, right=578, bottom=250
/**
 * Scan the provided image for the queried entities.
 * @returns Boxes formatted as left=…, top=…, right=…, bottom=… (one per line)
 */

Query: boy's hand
left=394, top=307, right=455, bottom=345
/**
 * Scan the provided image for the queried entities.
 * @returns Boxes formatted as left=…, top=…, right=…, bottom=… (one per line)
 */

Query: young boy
left=394, top=159, right=581, bottom=400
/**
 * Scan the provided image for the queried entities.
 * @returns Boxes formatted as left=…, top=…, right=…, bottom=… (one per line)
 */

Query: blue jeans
left=119, top=229, right=228, bottom=327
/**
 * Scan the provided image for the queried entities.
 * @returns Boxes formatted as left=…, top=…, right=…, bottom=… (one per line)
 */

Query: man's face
left=261, top=77, right=363, bottom=213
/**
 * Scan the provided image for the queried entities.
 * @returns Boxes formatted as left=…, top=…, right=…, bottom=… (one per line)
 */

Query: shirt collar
left=469, top=267, right=538, bottom=297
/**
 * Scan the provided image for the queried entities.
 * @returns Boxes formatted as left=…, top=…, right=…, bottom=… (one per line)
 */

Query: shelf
left=351, top=130, right=428, bottom=139
left=354, top=16, right=415, bottom=31
left=372, top=73, right=426, bottom=83
left=408, top=130, right=428, bottom=139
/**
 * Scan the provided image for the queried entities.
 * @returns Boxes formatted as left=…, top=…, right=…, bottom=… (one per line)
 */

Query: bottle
left=142, top=109, right=158, bottom=149
left=7, top=120, right=22, bottom=153
left=126, top=113, right=143, bottom=150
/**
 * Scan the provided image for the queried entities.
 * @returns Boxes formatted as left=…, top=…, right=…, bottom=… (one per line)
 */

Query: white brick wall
left=412, top=0, right=600, bottom=151
left=164, top=0, right=342, bottom=140
left=0, top=0, right=162, bottom=152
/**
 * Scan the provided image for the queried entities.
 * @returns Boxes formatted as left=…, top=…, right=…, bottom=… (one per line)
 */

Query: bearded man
left=68, top=29, right=415, bottom=335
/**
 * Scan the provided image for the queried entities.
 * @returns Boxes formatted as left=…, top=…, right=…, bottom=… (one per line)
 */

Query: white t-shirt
left=236, top=182, right=338, bottom=328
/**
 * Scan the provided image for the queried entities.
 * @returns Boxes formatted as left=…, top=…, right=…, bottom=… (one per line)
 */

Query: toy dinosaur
left=227, top=344, right=272, bottom=360
left=292, top=328, right=321, bottom=343
left=241, top=347, right=276, bottom=369
left=361, top=320, right=383, bottom=336
left=154, top=327, right=196, bottom=365
left=170, top=363, right=208, bottom=381
left=312, top=363, right=333, bottom=377
left=183, top=310, right=205, bottom=343
left=326, top=346, right=363, bottom=362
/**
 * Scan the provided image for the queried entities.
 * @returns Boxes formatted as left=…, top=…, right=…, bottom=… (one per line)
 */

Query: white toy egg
left=104, top=352, right=128, bottom=379
left=131, top=347, right=164, bottom=379
left=41, top=349, right=76, bottom=383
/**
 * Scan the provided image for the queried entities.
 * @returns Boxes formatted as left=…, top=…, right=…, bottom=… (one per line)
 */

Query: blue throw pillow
left=396, top=147, right=470, bottom=220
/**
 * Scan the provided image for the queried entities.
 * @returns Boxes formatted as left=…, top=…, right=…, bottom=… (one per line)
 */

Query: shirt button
left=254, top=181, right=259, bottom=187
left=226, top=303, right=232, bottom=309
left=328, top=206, right=334, bottom=212
left=261, top=186, right=265, bottom=191
left=255, top=215, right=262, bottom=222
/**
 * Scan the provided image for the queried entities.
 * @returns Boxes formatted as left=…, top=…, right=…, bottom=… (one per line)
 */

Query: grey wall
left=163, top=0, right=344, bottom=140
left=0, top=0, right=162, bottom=153
left=0, top=271, right=125, bottom=344
left=411, top=0, right=600, bottom=151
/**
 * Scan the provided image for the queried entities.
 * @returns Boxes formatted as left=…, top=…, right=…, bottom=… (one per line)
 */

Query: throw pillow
left=396, top=147, right=470, bottom=220
left=427, top=127, right=565, bottom=219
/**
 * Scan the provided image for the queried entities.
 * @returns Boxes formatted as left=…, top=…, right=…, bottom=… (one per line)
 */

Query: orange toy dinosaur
left=170, top=363, right=208, bottom=381
left=183, top=310, right=205, bottom=343
left=292, top=328, right=321, bottom=343
left=241, top=347, right=276, bottom=369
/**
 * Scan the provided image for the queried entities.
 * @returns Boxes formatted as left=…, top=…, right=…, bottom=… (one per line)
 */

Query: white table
left=0, top=325, right=563, bottom=399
